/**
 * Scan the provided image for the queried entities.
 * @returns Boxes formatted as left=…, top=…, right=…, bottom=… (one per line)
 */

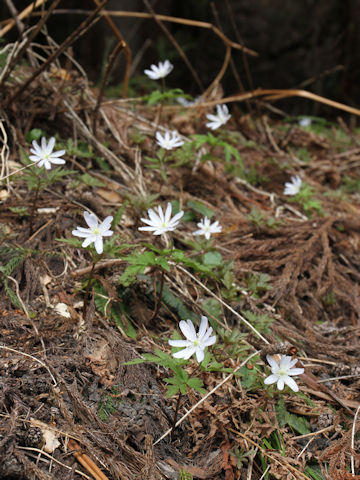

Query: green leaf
left=202, top=251, right=222, bottom=266
left=56, top=237, right=84, bottom=248
left=166, top=385, right=180, bottom=397
left=121, top=358, right=147, bottom=365
left=112, top=203, right=128, bottom=228
left=186, top=200, right=214, bottom=218
left=187, top=377, right=205, bottom=394
left=77, top=173, right=104, bottom=187
left=305, top=466, right=326, bottom=480
left=26, top=128, right=45, bottom=142
left=275, top=397, right=310, bottom=435
left=94, top=283, right=136, bottom=338
left=202, top=298, right=222, bottom=320
left=9, top=206, right=28, bottom=216
left=239, top=364, right=260, bottom=390
left=157, top=257, right=170, bottom=271
left=161, top=284, right=196, bottom=321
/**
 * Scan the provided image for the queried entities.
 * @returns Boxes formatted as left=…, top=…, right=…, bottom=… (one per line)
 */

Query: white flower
left=29, top=137, right=66, bottom=170
left=169, top=316, right=216, bottom=363
left=299, top=117, right=311, bottom=127
left=283, top=175, right=302, bottom=196
left=144, top=60, right=173, bottom=80
left=138, top=202, right=184, bottom=236
left=72, top=211, right=113, bottom=254
left=156, top=130, right=184, bottom=150
left=264, top=355, right=304, bottom=392
left=193, top=217, right=222, bottom=240
left=205, top=104, right=231, bottom=130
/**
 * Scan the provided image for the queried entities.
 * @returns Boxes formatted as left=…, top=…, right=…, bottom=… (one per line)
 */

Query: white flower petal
left=203, top=335, right=216, bottom=347
left=198, top=316, right=208, bottom=339
left=195, top=348, right=205, bottom=363
left=94, top=237, right=103, bottom=254
left=284, top=376, right=299, bottom=392
left=47, top=137, right=56, bottom=153
left=164, top=203, right=172, bottom=222
left=266, top=354, right=279, bottom=371
left=48, top=158, right=65, bottom=165
left=277, top=378, right=285, bottom=390
left=173, top=346, right=196, bottom=360
left=168, top=339, right=193, bottom=347
left=99, top=215, right=113, bottom=231
left=84, top=211, right=98, bottom=229
left=82, top=237, right=94, bottom=248
left=288, top=368, right=304, bottom=376
left=72, top=229, right=90, bottom=238
left=264, top=374, right=278, bottom=385
left=179, top=319, right=197, bottom=341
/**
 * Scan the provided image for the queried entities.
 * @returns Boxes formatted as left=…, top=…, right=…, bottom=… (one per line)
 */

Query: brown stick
left=4, top=1, right=106, bottom=107
left=192, top=88, right=360, bottom=117
left=71, top=258, right=126, bottom=278
left=68, top=439, right=109, bottom=480
left=0, top=0, right=48, bottom=38
left=143, top=0, right=203, bottom=91
left=92, top=40, right=124, bottom=134
left=4, top=0, right=25, bottom=34
left=0, top=0, right=60, bottom=87
left=29, top=9, right=257, bottom=55
left=92, top=0, right=131, bottom=98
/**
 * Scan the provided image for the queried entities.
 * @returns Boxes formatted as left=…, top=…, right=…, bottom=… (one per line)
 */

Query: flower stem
left=82, top=258, right=97, bottom=321
left=28, top=178, right=41, bottom=236
left=170, top=391, right=182, bottom=441
left=150, top=268, right=165, bottom=321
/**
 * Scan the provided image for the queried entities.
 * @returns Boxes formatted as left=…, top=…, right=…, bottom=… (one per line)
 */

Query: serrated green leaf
left=202, top=298, right=222, bottom=320
left=56, top=237, right=84, bottom=248
left=187, top=377, right=204, bottom=390
left=166, top=385, right=180, bottom=397
left=121, top=358, right=147, bottom=365
left=77, top=173, right=105, bottom=187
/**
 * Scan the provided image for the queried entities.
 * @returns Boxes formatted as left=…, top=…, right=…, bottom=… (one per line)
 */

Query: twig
left=92, top=40, right=124, bottom=134
left=0, top=0, right=60, bottom=87
left=142, top=0, right=203, bottom=91
left=149, top=268, right=165, bottom=321
left=71, top=258, right=126, bottom=277
left=16, top=446, right=91, bottom=479
left=4, top=0, right=25, bottom=34
left=0, top=0, right=48, bottom=38
left=153, top=350, right=260, bottom=445
left=230, top=429, right=312, bottom=480
left=0, top=119, right=10, bottom=189
left=293, top=425, right=334, bottom=441
left=203, top=44, right=231, bottom=99
left=92, top=0, right=131, bottom=99
left=351, top=405, right=360, bottom=477
left=4, top=0, right=106, bottom=107
left=0, top=162, right=34, bottom=182
left=82, top=259, right=97, bottom=321
left=4, top=275, right=48, bottom=355
left=28, top=178, right=41, bottom=236
left=68, top=439, right=109, bottom=480
left=0, top=345, right=57, bottom=386
left=30, top=9, right=257, bottom=55
left=170, top=392, right=182, bottom=441
left=173, top=263, right=270, bottom=344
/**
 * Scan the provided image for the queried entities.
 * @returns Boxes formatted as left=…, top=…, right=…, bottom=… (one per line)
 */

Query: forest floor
left=1, top=47, right=360, bottom=480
